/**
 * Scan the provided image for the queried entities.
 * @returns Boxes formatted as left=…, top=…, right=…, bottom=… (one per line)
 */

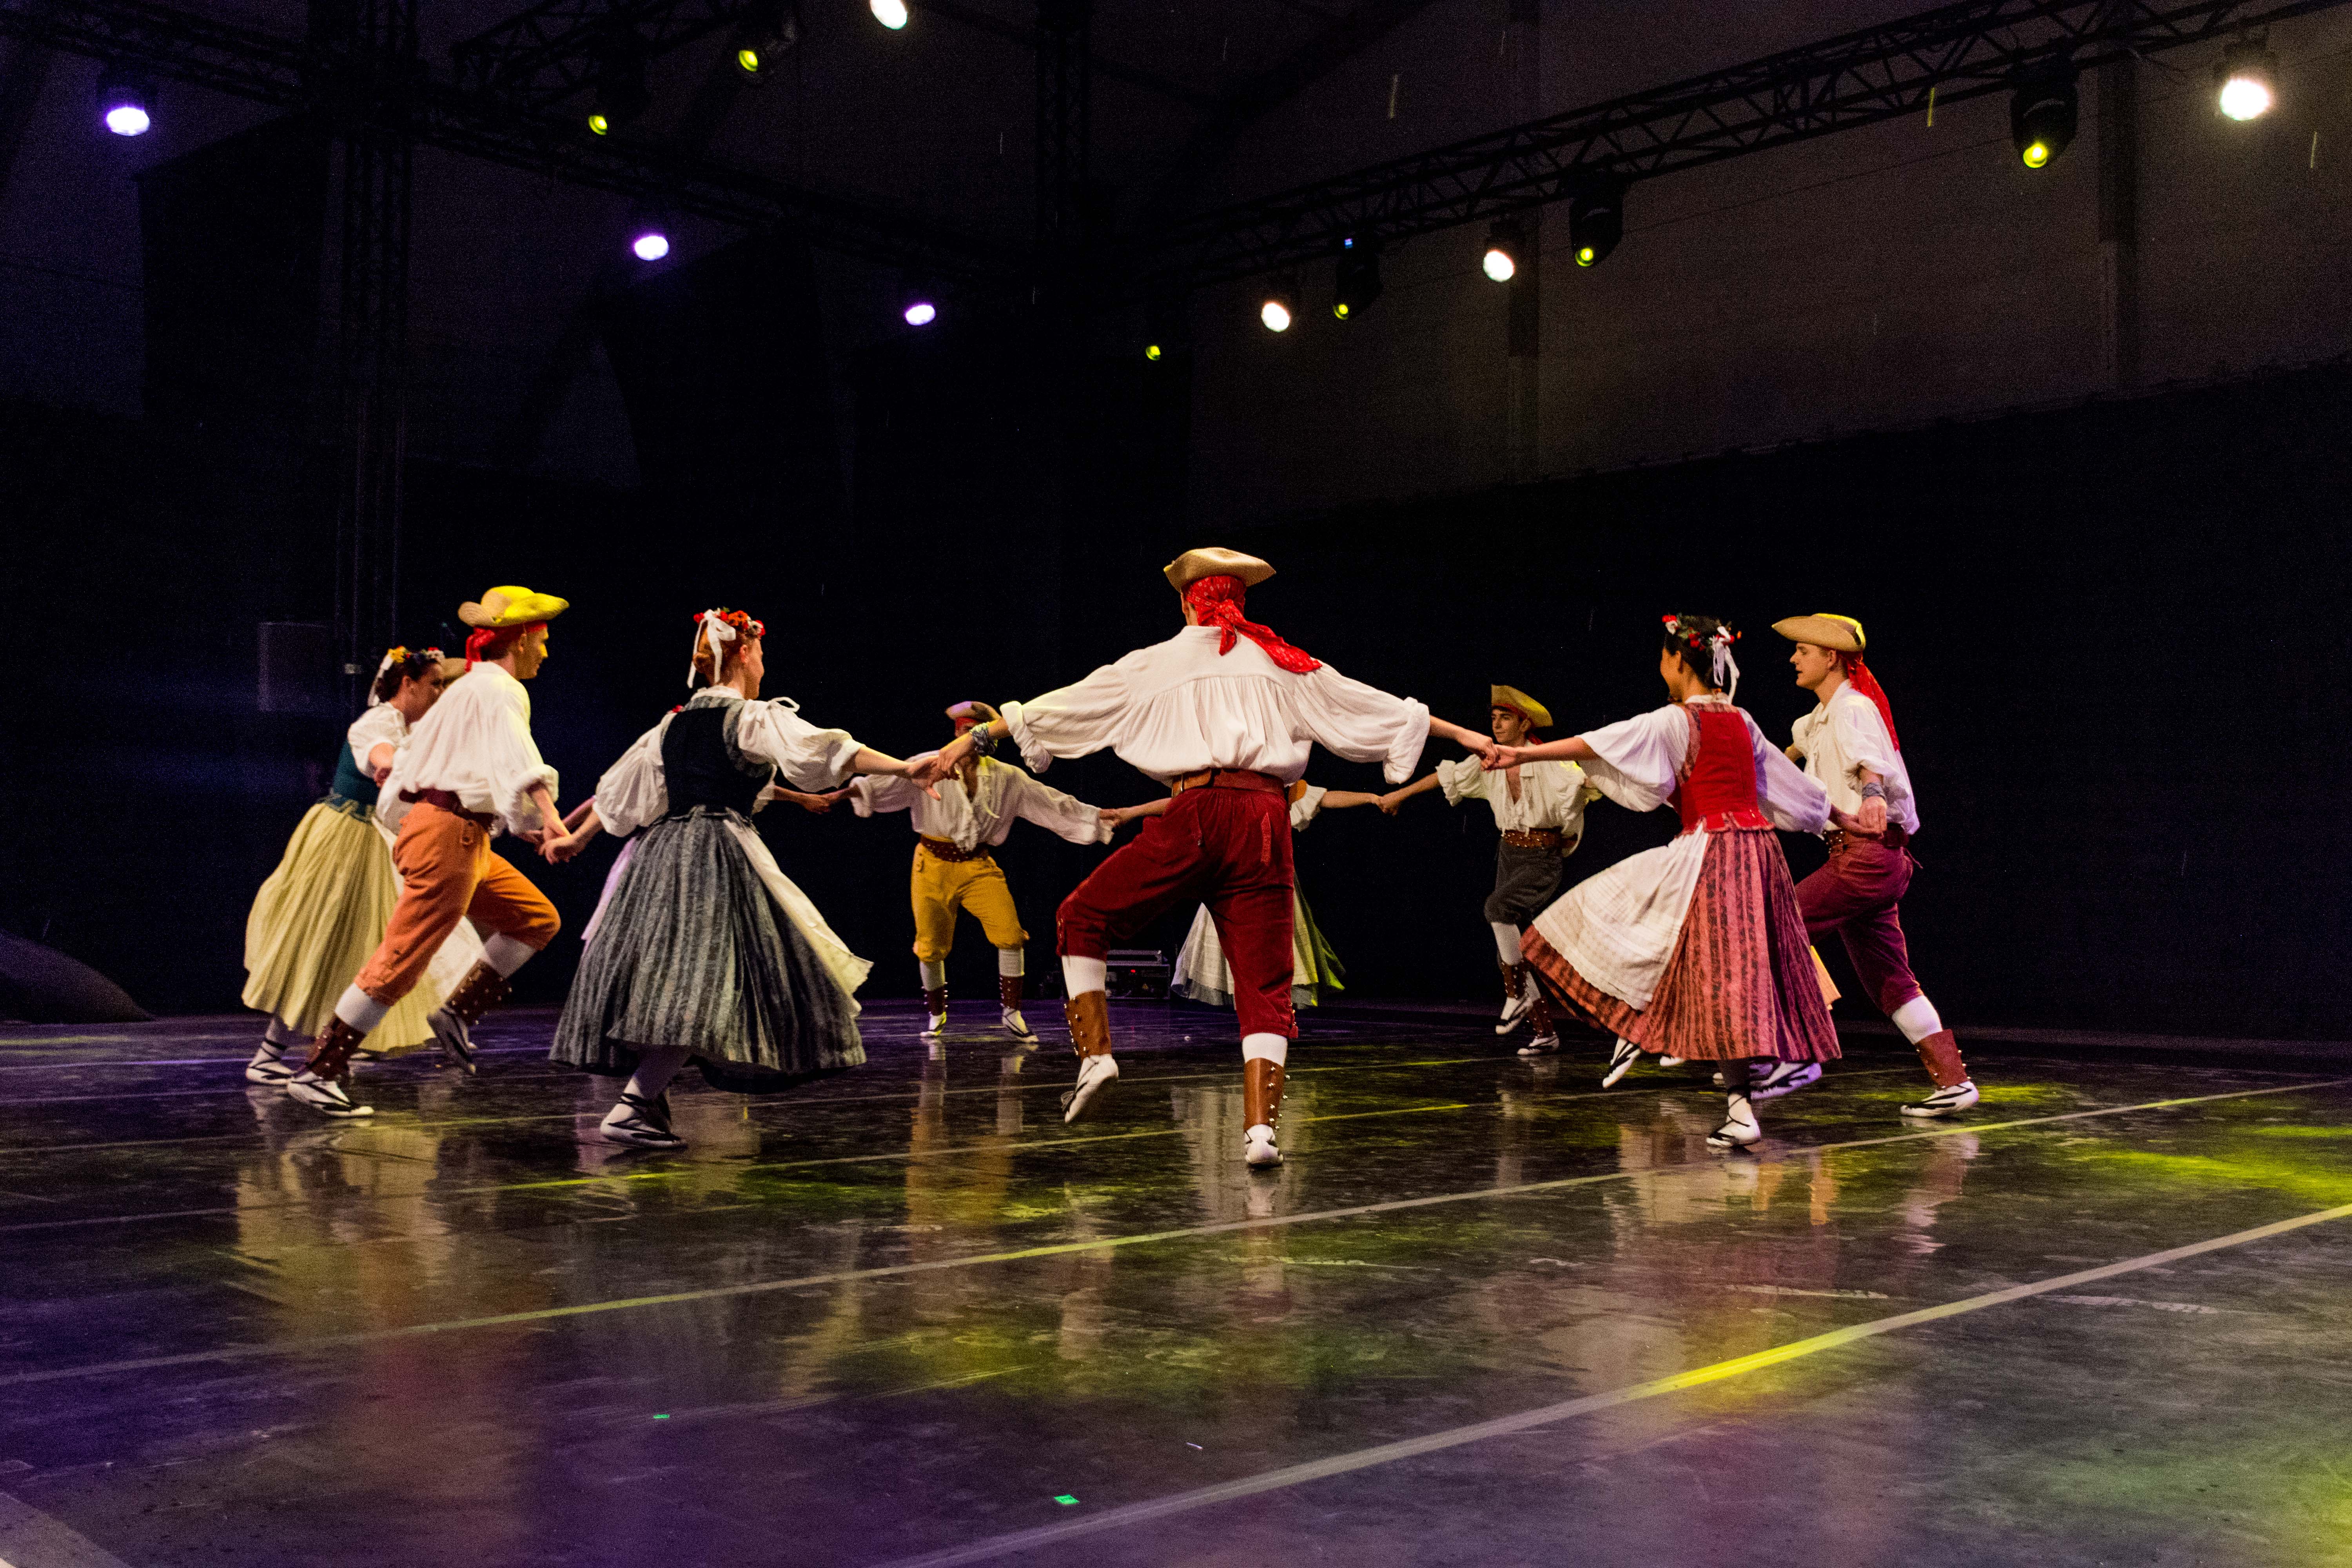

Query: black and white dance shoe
left=1705, top=1093, right=1762, bottom=1151
left=1243, top=1124, right=1283, bottom=1168
left=599, top=1091, right=687, bottom=1150
left=1600, top=1038, right=1644, bottom=1087
left=1001, top=1007, right=1038, bottom=1044
left=1900, top=1080, right=1980, bottom=1118
left=1515, top=1029, right=1561, bottom=1058
left=1061, top=1054, right=1119, bottom=1123
left=1495, top=993, right=1533, bottom=1036
left=1749, top=1062, right=1823, bottom=1102
left=428, top=1006, right=479, bottom=1073
left=284, top=1070, right=374, bottom=1118
left=245, top=1041, right=295, bottom=1085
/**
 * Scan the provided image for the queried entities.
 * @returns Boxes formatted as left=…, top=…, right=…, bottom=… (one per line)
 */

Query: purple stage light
left=631, top=231, right=670, bottom=261
left=903, top=300, right=937, bottom=327
left=98, top=68, right=151, bottom=136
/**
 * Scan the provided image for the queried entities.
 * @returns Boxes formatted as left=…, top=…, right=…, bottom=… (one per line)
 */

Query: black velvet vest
left=662, top=701, right=771, bottom=817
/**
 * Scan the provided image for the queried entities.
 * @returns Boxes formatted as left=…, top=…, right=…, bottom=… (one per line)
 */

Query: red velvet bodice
left=1671, top=702, right=1769, bottom=834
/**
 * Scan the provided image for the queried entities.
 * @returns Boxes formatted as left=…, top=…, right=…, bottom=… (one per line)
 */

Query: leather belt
left=1826, top=825, right=1909, bottom=853
left=1501, top=828, right=1564, bottom=850
left=1168, top=768, right=1285, bottom=797
left=401, top=787, right=499, bottom=829
left=918, top=835, right=993, bottom=863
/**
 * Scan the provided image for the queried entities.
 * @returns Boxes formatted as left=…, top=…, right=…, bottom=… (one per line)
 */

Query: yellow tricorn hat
left=458, top=585, right=569, bottom=629
left=1164, top=547, right=1274, bottom=592
left=1772, top=614, right=1866, bottom=654
left=1490, top=684, right=1551, bottom=729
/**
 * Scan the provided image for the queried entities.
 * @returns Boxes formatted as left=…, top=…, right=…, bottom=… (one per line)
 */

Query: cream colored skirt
left=241, top=799, right=480, bottom=1053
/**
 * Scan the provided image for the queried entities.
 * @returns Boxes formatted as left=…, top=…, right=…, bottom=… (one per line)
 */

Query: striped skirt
left=550, top=809, right=865, bottom=1092
left=1171, top=884, right=1346, bottom=1009
left=1525, top=827, right=1838, bottom=1063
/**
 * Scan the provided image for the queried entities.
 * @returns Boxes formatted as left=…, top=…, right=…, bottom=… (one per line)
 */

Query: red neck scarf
left=1846, top=657, right=1900, bottom=750
left=1184, top=575, right=1321, bottom=674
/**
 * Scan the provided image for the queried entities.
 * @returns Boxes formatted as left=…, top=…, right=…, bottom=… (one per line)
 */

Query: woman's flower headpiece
left=368, top=645, right=450, bottom=707
left=689, top=608, right=766, bottom=688
left=1661, top=614, right=1741, bottom=699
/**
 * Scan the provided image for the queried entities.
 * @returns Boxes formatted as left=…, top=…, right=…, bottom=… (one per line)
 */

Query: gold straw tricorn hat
left=946, top=701, right=1001, bottom=729
left=458, top=585, right=569, bottom=628
left=1489, top=684, right=1551, bottom=729
left=1163, top=548, right=1274, bottom=592
left=1772, top=613, right=1866, bottom=653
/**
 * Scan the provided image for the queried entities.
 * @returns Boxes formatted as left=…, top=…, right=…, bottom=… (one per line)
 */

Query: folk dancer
left=285, top=588, right=570, bottom=1117
left=926, top=548, right=1495, bottom=1167
left=240, top=646, right=482, bottom=1083
left=1492, top=615, right=1838, bottom=1150
left=543, top=608, right=933, bottom=1149
left=848, top=701, right=1111, bottom=1044
left=1381, top=684, right=1598, bottom=1056
left=1777, top=613, right=1976, bottom=1118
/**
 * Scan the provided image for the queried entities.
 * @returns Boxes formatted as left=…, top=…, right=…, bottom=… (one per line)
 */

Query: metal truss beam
left=1133, top=0, right=2352, bottom=291
left=447, top=0, right=1209, bottom=115
left=0, top=0, right=1013, bottom=278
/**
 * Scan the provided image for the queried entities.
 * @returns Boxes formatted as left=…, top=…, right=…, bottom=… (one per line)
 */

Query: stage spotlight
left=1481, top=219, right=1522, bottom=282
left=901, top=283, right=938, bottom=326
left=1145, top=343, right=1163, bottom=361
left=2009, top=73, right=2077, bottom=169
left=630, top=229, right=670, bottom=261
left=588, top=47, right=648, bottom=135
left=1259, top=277, right=1297, bottom=333
left=2216, top=36, right=2277, bottom=121
left=735, top=2, right=799, bottom=80
left=870, top=0, right=909, bottom=29
left=1332, top=240, right=1382, bottom=321
left=97, top=66, right=151, bottom=137
left=1568, top=187, right=1622, bottom=267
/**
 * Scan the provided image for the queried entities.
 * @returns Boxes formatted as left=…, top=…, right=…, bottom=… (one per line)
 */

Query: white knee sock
left=997, top=947, right=1024, bottom=977
left=1890, top=996, right=1943, bottom=1043
left=1241, top=1033, right=1289, bottom=1067
left=622, top=1045, right=691, bottom=1104
left=1491, top=922, right=1523, bottom=964
left=1062, top=955, right=1107, bottom=995
left=483, top=933, right=537, bottom=978
left=333, top=985, right=390, bottom=1034
left=919, top=960, right=947, bottom=991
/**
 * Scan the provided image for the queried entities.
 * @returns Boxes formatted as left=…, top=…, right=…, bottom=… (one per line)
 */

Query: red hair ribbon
left=1846, top=656, right=1900, bottom=751
left=1184, top=575, right=1321, bottom=674
left=466, top=622, right=544, bottom=668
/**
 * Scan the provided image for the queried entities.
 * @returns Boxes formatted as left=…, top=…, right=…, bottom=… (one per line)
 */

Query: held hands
left=1375, top=792, right=1404, bottom=816
left=1855, top=795, right=1889, bottom=835
left=539, top=828, right=584, bottom=864
left=1483, top=744, right=1525, bottom=772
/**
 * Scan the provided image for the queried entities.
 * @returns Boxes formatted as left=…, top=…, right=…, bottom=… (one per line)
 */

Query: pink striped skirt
left=1525, top=827, right=1839, bottom=1063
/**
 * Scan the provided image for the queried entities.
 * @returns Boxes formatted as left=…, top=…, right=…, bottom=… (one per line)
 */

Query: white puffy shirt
left=1002, top=624, right=1430, bottom=786
left=377, top=664, right=558, bottom=838
left=1436, top=756, right=1597, bottom=841
left=1577, top=698, right=1830, bottom=835
left=1790, top=684, right=1920, bottom=836
left=851, top=755, right=1109, bottom=852
left=592, top=690, right=864, bottom=839
left=346, top=704, right=407, bottom=774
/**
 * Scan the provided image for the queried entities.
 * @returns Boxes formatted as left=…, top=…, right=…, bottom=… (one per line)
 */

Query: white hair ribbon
left=1710, top=628, right=1741, bottom=701
left=690, top=610, right=737, bottom=689
left=367, top=647, right=401, bottom=708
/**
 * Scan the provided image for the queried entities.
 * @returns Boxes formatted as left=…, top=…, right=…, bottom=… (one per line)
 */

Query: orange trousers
left=354, top=802, right=560, bottom=1005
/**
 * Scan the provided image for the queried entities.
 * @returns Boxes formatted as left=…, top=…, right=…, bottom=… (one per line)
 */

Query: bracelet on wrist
left=1858, top=781, right=1886, bottom=800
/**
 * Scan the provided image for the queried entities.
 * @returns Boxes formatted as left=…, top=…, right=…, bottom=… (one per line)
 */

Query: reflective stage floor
left=2, top=1004, right=2349, bottom=1567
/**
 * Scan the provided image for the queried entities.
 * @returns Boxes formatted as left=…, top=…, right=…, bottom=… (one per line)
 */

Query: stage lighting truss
left=96, top=60, right=152, bottom=134
left=1567, top=183, right=1623, bottom=267
left=2009, top=68, right=2078, bottom=167
left=1332, top=236, right=1381, bottom=320
left=733, top=0, right=799, bottom=82
left=1259, top=275, right=1298, bottom=333
left=1481, top=218, right=1523, bottom=282
left=2215, top=33, right=2277, bottom=118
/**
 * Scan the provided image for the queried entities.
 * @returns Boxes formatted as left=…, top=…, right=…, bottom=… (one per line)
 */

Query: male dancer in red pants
left=924, top=548, right=1494, bottom=1167
left=1776, top=613, right=1976, bottom=1118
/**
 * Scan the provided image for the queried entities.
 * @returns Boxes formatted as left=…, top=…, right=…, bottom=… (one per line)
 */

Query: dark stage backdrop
left=2, top=356, right=2346, bottom=1038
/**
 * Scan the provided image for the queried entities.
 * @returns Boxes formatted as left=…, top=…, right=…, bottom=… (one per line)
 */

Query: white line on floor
left=0, top=1490, right=134, bottom=1568
left=2, top=1075, right=2340, bottom=1388
left=863, top=1200, right=2352, bottom=1568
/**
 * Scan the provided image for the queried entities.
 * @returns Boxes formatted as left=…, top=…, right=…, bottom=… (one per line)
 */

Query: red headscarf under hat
left=1845, top=656, right=1900, bottom=750
left=1183, top=575, right=1321, bottom=674
left=466, top=622, right=546, bottom=667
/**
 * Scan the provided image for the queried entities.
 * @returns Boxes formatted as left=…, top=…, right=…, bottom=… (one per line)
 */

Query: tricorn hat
left=459, top=585, right=570, bottom=629
left=1164, top=548, right=1274, bottom=592
left=946, top=700, right=1001, bottom=730
left=1489, top=684, right=1552, bottom=729
left=1772, top=614, right=1866, bottom=654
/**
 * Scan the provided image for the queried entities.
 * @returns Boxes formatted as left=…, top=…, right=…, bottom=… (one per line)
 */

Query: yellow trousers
left=911, top=844, right=1027, bottom=962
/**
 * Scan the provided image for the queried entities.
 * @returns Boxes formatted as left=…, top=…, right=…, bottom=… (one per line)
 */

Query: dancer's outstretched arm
left=1318, top=789, right=1385, bottom=810
left=1488, top=736, right=1595, bottom=769
left=544, top=803, right=601, bottom=863
left=1376, top=773, right=1445, bottom=813
left=1100, top=796, right=1172, bottom=831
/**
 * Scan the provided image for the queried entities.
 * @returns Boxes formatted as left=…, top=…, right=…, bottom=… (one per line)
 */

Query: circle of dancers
left=237, top=553, right=1976, bottom=1162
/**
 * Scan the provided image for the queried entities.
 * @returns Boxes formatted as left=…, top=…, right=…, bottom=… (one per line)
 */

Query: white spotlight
left=1259, top=298, right=1292, bottom=332
left=870, top=0, right=909, bottom=29
left=2216, top=37, right=2277, bottom=121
